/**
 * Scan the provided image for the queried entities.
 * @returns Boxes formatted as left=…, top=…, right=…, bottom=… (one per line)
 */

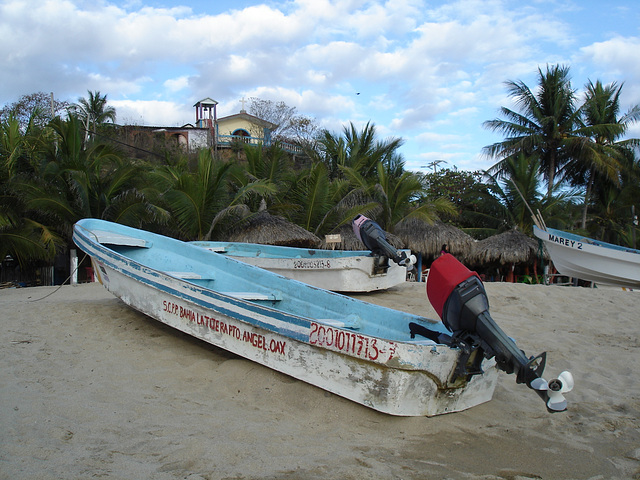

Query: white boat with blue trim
left=534, top=225, right=640, bottom=288
left=73, top=217, right=573, bottom=416
left=190, top=241, right=410, bottom=292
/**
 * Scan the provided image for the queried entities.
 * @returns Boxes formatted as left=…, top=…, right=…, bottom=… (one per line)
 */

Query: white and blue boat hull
left=191, top=241, right=409, bottom=292
left=74, top=219, right=498, bottom=416
left=534, top=225, right=640, bottom=288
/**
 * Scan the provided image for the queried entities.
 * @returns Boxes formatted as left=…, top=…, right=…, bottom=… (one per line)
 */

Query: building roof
left=218, top=111, right=277, bottom=130
left=193, top=97, right=219, bottom=107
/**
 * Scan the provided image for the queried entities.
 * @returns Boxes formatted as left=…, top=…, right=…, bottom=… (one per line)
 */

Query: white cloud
left=110, top=99, right=192, bottom=126
left=164, top=76, right=190, bottom=93
left=242, top=86, right=355, bottom=119
left=1, top=0, right=638, bottom=172
left=580, top=36, right=640, bottom=79
left=293, top=41, right=367, bottom=75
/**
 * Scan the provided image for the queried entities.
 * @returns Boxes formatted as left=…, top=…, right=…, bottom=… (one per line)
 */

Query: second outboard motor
left=352, top=214, right=415, bottom=268
left=426, top=253, right=574, bottom=412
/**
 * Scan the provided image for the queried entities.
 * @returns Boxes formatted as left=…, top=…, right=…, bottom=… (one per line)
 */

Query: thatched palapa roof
left=469, top=228, right=541, bottom=265
left=394, top=218, right=475, bottom=259
left=228, top=211, right=321, bottom=248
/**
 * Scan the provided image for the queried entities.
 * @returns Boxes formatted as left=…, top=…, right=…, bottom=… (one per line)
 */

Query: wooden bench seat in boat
left=220, top=291, right=283, bottom=302
left=164, top=271, right=281, bottom=302
left=165, top=271, right=207, bottom=279
left=316, top=316, right=360, bottom=329
left=92, top=230, right=152, bottom=248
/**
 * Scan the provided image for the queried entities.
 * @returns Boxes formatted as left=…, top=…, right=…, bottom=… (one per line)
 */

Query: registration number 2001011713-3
left=309, top=322, right=396, bottom=362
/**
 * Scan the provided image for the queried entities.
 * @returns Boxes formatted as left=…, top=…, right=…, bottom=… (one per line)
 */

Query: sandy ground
left=1, top=281, right=639, bottom=480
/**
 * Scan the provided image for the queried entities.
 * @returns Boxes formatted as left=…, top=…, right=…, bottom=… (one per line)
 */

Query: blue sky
left=2, top=0, right=639, bottom=172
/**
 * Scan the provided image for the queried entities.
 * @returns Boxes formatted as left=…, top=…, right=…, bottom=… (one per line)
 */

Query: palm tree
left=567, top=80, right=640, bottom=229
left=1, top=113, right=41, bottom=177
left=236, top=142, right=291, bottom=213
left=307, top=121, right=454, bottom=234
left=1, top=112, right=61, bottom=264
left=153, top=150, right=232, bottom=241
left=342, top=158, right=455, bottom=233
left=0, top=212, right=60, bottom=266
left=315, top=122, right=404, bottom=181
left=484, top=154, right=579, bottom=233
left=483, top=65, right=581, bottom=197
left=153, top=149, right=277, bottom=241
left=425, top=159, right=447, bottom=173
left=284, top=161, right=355, bottom=236
left=587, top=146, right=640, bottom=245
left=72, top=90, right=117, bottom=144
left=14, top=116, right=154, bottom=241
left=1, top=179, right=61, bottom=266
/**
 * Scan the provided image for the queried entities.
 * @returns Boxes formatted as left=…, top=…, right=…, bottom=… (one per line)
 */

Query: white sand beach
left=1, top=281, right=639, bottom=479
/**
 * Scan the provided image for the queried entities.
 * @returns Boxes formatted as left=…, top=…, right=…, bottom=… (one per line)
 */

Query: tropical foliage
left=483, top=154, right=580, bottom=233
left=70, top=90, right=117, bottom=144
left=483, top=65, right=639, bottom=247
left=483, top=65, right=582, bottom=197
left=1, top=73, right=638, bottom=285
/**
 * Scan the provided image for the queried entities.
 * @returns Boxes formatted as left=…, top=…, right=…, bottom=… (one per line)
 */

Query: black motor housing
left=352, top=214, right=412, bottom=267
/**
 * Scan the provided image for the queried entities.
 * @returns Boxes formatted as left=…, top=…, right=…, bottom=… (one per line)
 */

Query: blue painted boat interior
left=190, top=241, right=375, bottom=259
left=76, top=219, right=447, bottom=342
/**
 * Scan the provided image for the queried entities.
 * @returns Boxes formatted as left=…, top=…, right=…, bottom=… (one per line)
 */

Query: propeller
left=545, top=371, right=574, bottom=411
left=528, top=371, right=574, bottom=412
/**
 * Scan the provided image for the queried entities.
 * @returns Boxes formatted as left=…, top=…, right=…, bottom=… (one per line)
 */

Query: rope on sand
left=30, top=252, right=89, bottom=302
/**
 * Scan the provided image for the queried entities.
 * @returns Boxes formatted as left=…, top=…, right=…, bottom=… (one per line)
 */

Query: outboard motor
left=352, top=215, right=416, bottom=269
left=426, top=253, right=574, bottom=412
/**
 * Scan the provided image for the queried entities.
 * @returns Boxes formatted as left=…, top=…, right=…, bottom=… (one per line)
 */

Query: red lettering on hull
left=160, top=299, right=286, bottom=355
left=309, top=322, right=396, bottom=362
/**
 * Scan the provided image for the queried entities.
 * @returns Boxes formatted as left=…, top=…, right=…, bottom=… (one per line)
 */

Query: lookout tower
left=194, top=97, right=218, bottom=129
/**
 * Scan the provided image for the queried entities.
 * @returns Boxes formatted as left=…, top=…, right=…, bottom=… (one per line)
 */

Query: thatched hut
left=469, top=228, right=544, bottom=282
left=227, top=211, right=321, bottom=248
left=394, top=219, right=475, bottom=261
left=470, top=228, right=540, bottom=265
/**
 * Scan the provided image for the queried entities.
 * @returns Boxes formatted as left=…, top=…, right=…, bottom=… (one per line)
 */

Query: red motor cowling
left=426, top=253, right=480, bottom=319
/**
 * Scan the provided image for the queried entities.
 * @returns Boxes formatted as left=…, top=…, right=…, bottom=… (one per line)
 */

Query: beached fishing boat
left=533, top=225, right=640, bottom=288
left=190, top=241, right=410, bottom=292
left=74, top=217, right=572, bottom=416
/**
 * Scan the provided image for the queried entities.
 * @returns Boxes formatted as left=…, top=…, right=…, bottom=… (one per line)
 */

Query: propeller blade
left=529, top=377, right=549, bottom=391
left=556, top=371, right=574, bottom=393
left=547, top=390, right=568, bottom=411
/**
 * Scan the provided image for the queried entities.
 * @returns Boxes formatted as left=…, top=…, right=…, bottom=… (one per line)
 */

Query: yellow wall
left=218, top=117, right=263, bottom=137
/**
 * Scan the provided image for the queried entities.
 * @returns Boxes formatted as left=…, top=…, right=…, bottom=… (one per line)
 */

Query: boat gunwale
left=190, top=240, right=379, bottom=259
left=74, top=227, right=314, bottom=340
left=534, top=226, right=640, bottom=259
left=73, top=220, right=447, bottom=350
left=533, top=225, right=640, bottom=287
